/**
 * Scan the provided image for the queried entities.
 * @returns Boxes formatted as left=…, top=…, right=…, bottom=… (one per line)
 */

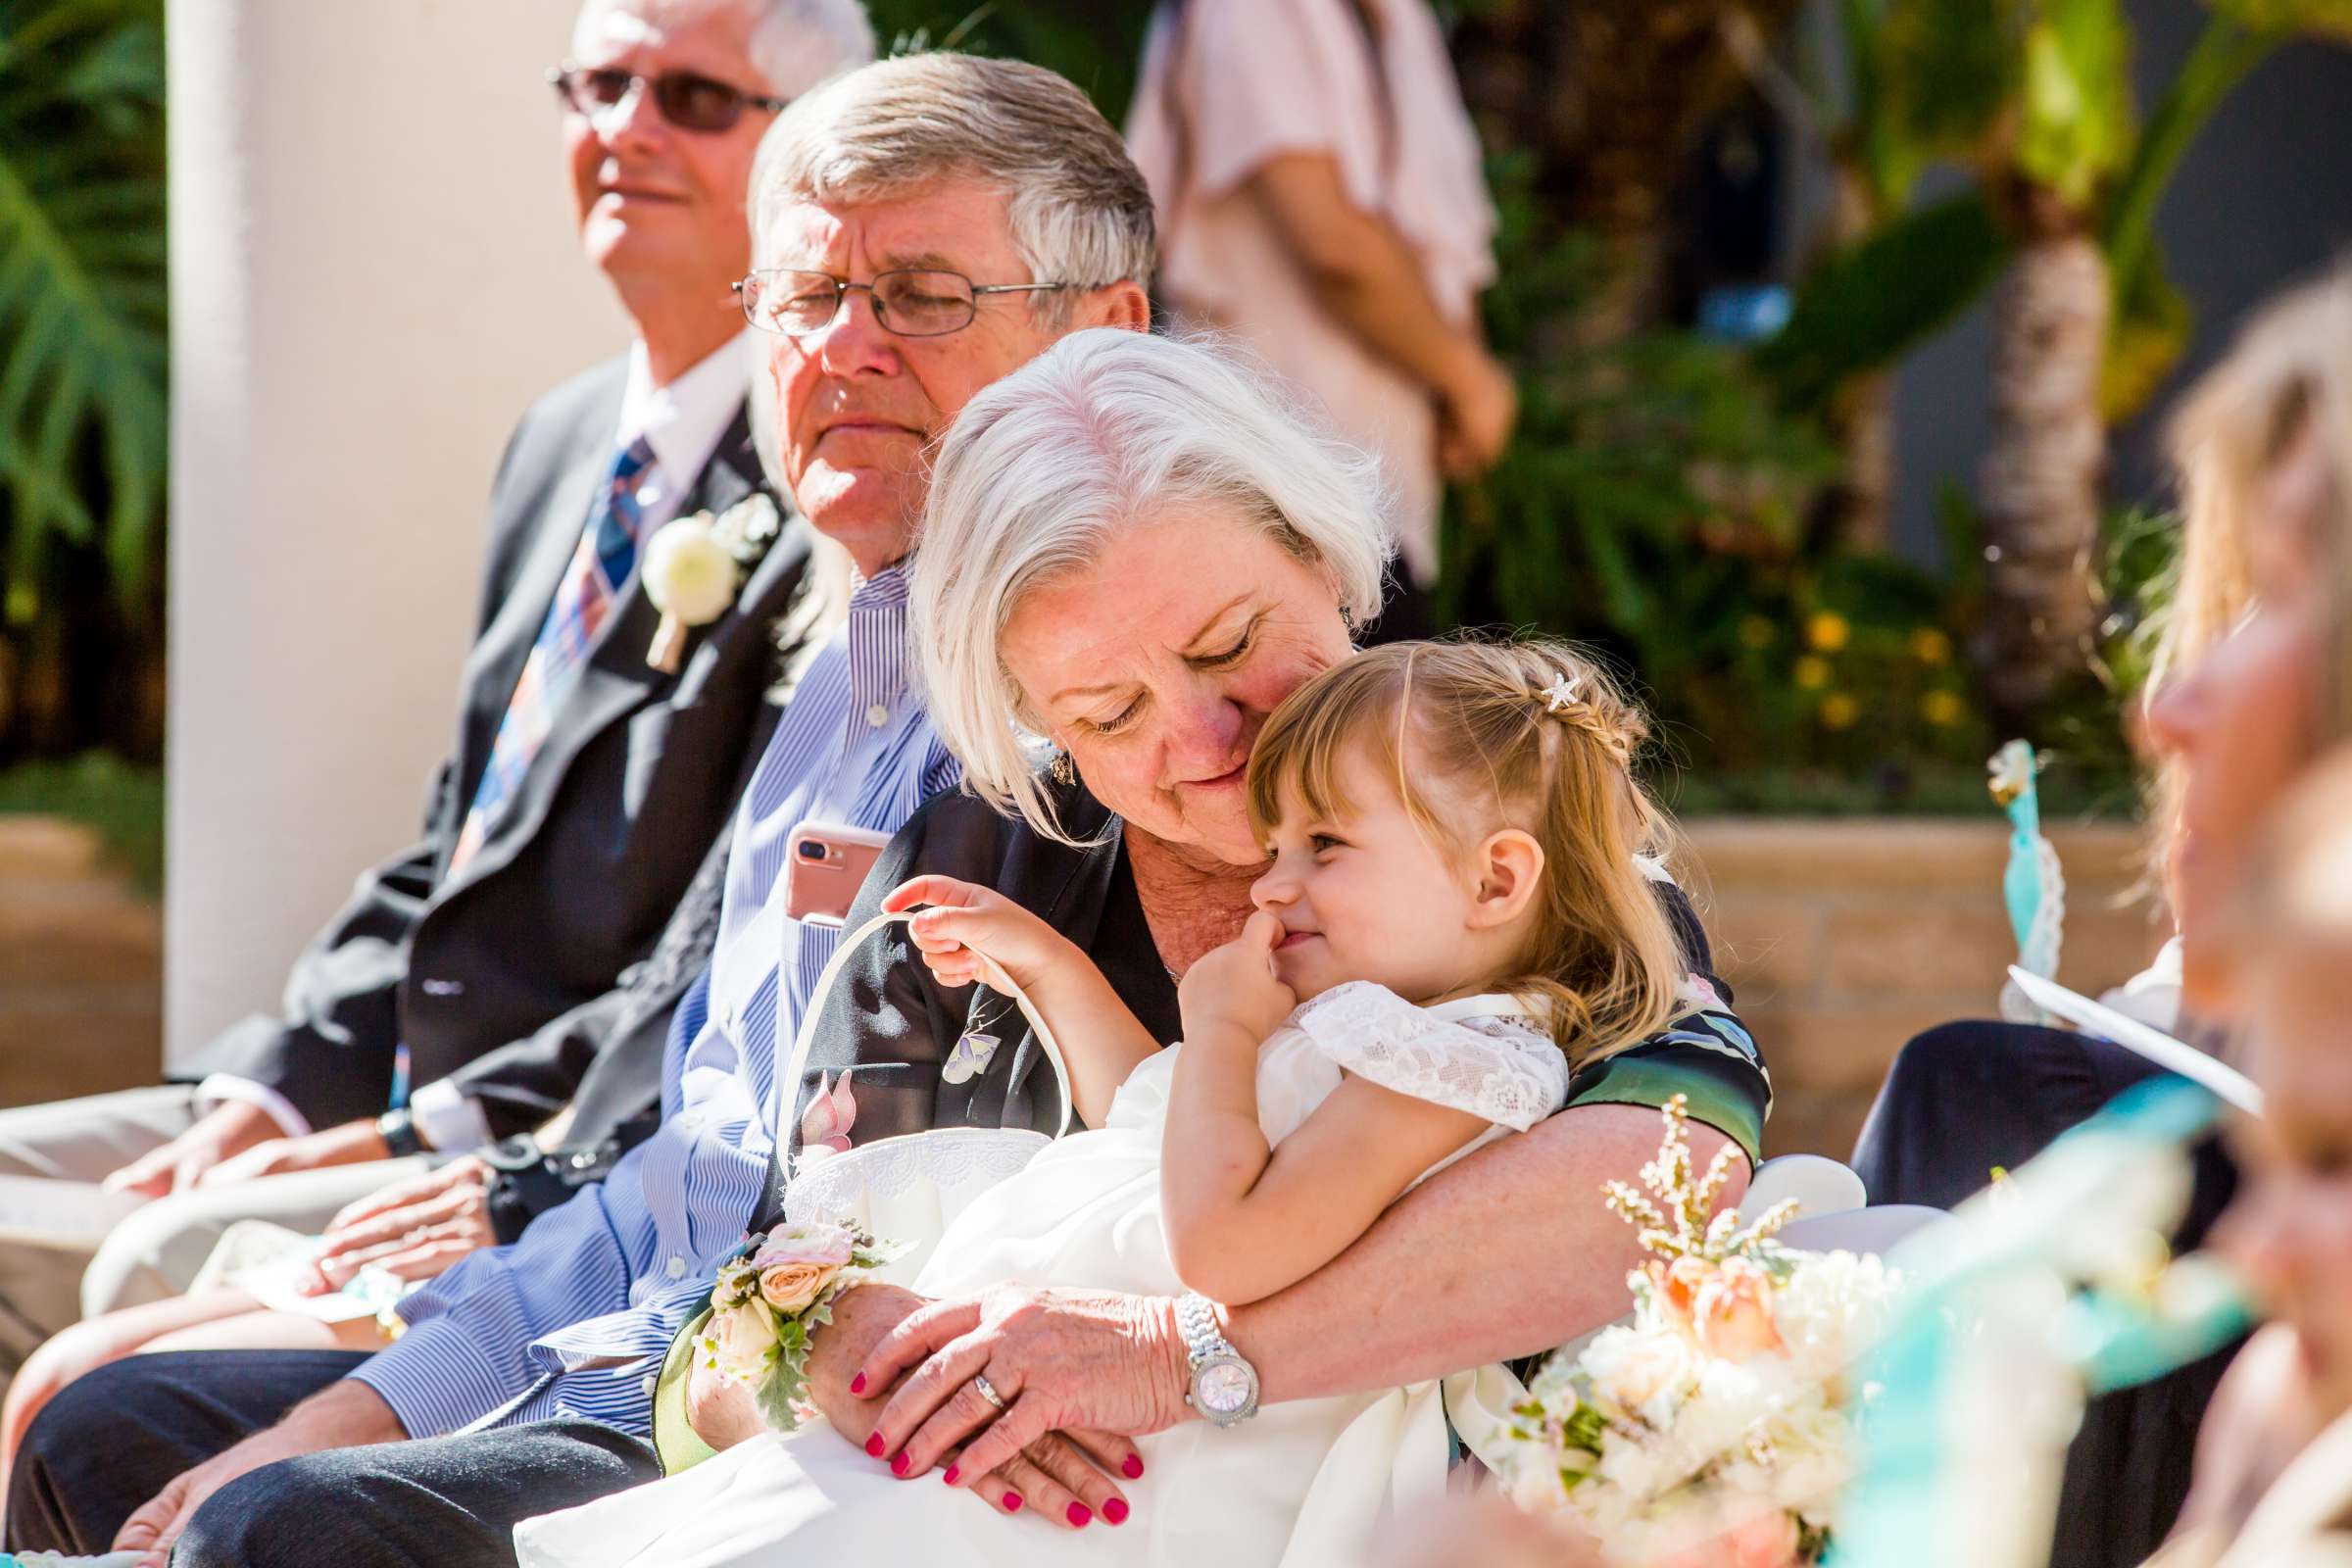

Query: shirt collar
left=616, top=329, right=755, bottom=487
left=845, top=560, right=911, bottom=711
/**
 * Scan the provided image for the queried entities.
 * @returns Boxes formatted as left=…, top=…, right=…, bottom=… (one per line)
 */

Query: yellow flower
left=1792, top=655, right=1832, bottom=691
left=1921, top=689, right=1967, bottom=727
left=1737, top=614, right=1776, bottom=650
left=1908, top=627, right=1954, bottom=665
left=1820, top=693, right=1859, bottom=729
left=1805, top=612, right=1850, bottom=652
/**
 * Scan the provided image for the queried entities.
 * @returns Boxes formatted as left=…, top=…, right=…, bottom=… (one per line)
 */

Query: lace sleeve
left=1290, top=982, right=1568, bottom=1131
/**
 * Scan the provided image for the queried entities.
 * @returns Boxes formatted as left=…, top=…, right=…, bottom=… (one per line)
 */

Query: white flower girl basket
left=774, top=908, right=1076, bottom=1285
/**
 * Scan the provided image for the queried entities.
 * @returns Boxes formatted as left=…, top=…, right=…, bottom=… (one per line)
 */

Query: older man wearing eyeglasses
left=0, top=0, right=871, bottom=1396
left=8, top=53, right=1158, bottom=1568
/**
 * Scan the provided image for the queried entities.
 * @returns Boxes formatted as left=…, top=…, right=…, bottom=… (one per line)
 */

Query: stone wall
left=1685, top=818, right=2162, bottom=1161
left=0, top=819, right=163, bottom=1109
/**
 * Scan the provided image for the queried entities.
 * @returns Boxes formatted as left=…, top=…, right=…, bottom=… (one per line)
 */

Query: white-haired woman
left=515, top=328, right=1768, bottom=1565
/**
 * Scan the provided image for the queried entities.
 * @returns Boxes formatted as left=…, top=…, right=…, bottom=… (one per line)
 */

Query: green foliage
left=1757, top=191, right=2012, bottom=411
left=858, top=2, right=1152, bottom=125
left=2016, top=0, right=2137, bottom=206
left=2205, top=0, right=2352, bottom=36
left=1860, top=0, right=2020, bottom=205
left=0, top=0, right=168, bottom=613
left=0, top=750, right=163, bottom=891
left=1443, top=166, right=2021, bottom=808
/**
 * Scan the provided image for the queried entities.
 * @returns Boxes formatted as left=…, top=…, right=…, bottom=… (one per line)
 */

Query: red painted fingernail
left=1003, top=1492, right=1023, bottom=1512
left=1122, top=1454, right=1144, bottom=1479
left=891, top=1450, right=911, bottom=1476
left=850, top=1373, right=867, bottom=1395
left=1067, top=1503, right=1092, bottom=1528
left=864, top=1433, right=886, bottom=1457
left=1104, top=1498, right=1130, bottom=1525
left=943, top=1465, right=960, bottom=1486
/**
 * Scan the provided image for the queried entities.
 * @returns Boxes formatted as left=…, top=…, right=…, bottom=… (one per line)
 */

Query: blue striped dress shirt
left=350, top=564, right=959, bottom=1438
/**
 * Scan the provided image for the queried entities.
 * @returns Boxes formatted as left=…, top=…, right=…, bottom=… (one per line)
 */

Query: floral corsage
left=698, top=1220, right=905, bottom=1432
left=641, top=491, right=783, bottom=672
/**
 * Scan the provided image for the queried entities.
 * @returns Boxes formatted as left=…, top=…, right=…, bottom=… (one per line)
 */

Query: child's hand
left=883, top=875, right=1076, bottom=998
left=1178, top=910, right=1297, bottom=1046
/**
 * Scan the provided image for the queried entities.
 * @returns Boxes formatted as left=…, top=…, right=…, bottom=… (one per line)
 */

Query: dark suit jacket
left=180, top=355, right=816, bottom=1135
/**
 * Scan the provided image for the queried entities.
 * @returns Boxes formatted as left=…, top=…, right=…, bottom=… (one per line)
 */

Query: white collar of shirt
left=615, top=329, right=755, bottom=499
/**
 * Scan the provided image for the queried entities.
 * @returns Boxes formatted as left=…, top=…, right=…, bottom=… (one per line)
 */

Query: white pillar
left=165, top=0, right=626, bottom=1064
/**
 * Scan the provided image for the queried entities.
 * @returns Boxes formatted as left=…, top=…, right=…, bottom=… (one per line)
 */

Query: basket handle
left=779, top=907, right=1076, bottom=1150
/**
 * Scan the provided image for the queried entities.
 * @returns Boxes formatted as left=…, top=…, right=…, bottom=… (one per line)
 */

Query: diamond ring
left=972, top=1371, right=1007, bottom=1411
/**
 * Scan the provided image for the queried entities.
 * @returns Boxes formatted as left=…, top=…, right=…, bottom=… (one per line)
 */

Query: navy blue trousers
left=5, top=1350, right=658, bottom=1566
left=1854, top=1020, right=2245, bottom=1568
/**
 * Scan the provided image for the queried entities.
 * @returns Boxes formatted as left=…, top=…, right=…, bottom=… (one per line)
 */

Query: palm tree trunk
left=1977, top=195, right=2110, bottom=729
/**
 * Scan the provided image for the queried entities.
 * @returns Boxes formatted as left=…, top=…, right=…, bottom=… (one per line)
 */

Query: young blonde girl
left=514, top=636, right=1737, bottom=1568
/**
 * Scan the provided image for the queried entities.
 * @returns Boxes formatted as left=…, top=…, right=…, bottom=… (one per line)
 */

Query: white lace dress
left=513, top=984, right=1566, bottom=1568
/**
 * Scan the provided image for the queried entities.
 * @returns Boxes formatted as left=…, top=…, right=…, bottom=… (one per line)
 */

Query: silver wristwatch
left=1175, top=1292, right=1259, bottom=1428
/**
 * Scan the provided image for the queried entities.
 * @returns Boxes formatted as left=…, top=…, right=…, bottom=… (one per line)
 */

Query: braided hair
left=1243, top=636, right=1687, bottom=1068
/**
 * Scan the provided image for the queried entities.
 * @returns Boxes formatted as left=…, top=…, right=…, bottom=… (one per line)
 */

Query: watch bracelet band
left=375, top=1106, right=426, bottom=1158
left=1177, top=1292, right=1238, bottom=1367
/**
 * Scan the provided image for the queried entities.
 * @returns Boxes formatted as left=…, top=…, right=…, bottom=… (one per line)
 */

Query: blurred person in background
left=1125, top=0, right=1515, bottom=640
left=0, top=0, right=872, bottom=1405
left=1851, top=265, right=2352, bottom=1568
left=2151, top=752, right=2352, bottom=1568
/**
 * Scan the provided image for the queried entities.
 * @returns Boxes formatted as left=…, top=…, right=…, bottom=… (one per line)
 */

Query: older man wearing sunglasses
left=0, top=0, right=874, bottom=1394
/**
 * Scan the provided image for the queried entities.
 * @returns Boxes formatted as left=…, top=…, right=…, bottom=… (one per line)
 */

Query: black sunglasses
left=547, top=64, right=787, bottom=134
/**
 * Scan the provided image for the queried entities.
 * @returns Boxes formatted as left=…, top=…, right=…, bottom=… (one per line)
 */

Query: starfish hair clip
left=1537, top=671, right=1584, bottom=713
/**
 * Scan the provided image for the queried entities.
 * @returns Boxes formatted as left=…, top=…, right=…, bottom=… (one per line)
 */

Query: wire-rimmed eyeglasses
left=734, top=268, right=1081, bottom=339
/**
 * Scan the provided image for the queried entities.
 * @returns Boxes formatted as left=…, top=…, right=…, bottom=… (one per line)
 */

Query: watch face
left=1197, top=1356, right=1254, bottom=1415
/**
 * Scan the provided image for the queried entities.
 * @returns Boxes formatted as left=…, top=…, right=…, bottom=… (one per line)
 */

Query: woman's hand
left=800, top=1284, right=1142, bottom=1529
left=884, top=874, right=1078, bottom=998
left=853, top=1283, right=1188, bottom=1487
left=1177, top=910, right=1296, bottom=1047
left=301, top=1156, right=498, bottom=1294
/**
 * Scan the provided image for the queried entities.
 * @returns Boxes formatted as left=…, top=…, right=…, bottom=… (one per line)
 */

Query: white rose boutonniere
left=641, top=490, right=783, bottom=672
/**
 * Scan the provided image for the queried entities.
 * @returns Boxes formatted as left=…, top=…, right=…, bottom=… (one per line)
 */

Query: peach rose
left=1647, top=1255, right=1716, bottom=1340
left=753, top=1223, right=855, bottom=1314
left=1692, top=1256, right=1785, bottom=1360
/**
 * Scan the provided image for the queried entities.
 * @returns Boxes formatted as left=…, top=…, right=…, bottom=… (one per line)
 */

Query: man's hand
left=302, top=1155, right=496, bottom=1294
left=102, top=1102, right=281, bottom=1199
left=114, top=1378, right=404, bottom=1564
left=1177, top=911, right=1295, bottom=1048
left=195, top=1117, right=394, bottom=1191
left=855, top=1284, right=1189, bottom=1488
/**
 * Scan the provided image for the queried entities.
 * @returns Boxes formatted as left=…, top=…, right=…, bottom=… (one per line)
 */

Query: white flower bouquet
left=1502, top=1098, right=1905, bottom=1567
left=697, top=1219, right=905, bottom=1433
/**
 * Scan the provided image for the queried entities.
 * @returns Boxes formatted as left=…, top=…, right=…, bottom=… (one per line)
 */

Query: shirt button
left=642, top=1373, right=660, bottom=1397
left=666, top=1255, right=687, bottom=1280
left=865, top=704, right=890, bottom=728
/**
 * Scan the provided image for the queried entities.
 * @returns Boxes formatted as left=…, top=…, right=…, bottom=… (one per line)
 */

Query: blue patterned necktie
left=451, top=436, right=656, bottom=872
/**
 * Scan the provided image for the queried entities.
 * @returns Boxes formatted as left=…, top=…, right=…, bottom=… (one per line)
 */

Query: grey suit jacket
left=180, top=355, right=816, bottom=1134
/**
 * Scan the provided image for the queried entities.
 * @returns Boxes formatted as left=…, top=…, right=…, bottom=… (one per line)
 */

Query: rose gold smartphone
left=782, top=821, right=892, bottom=928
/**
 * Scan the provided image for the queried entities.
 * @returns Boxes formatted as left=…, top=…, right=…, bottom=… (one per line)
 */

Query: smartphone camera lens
left=797, top=841, right=826, bottom=860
